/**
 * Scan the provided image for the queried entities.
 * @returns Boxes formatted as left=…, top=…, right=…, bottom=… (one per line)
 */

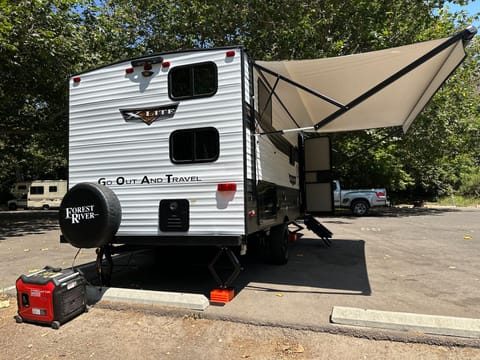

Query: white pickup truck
left=333, top=180, right=389, bottom=216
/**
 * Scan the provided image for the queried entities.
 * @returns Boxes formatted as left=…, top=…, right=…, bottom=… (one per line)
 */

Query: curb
left=331, top=306, right=480, bottom=338
left=87, top=285, right=210, bottom=311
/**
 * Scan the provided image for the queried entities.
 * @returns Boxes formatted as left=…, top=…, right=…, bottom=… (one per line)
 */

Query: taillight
left=125, top=68, right=134, bottom=74
left=376, top=191, right=386, bottom=198
left=218, top=183, right=237, bottom=192
left=73, top=77, right=81, bottom=83
left=226, top=50, right=235, bottom=57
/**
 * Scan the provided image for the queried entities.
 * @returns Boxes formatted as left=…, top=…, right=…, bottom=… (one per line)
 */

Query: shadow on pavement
left=79, top=236, right=371, bottom=301
left=331, top=205, right=461, bottom=218
left=0, top=211, right=59, bottom=240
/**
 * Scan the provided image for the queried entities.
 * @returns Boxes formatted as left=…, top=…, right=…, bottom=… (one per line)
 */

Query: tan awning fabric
left=254, top=28, right=475, bottom=134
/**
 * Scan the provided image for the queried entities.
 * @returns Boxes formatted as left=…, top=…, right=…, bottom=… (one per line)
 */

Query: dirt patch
left=1, top=296, right=480, bottom=360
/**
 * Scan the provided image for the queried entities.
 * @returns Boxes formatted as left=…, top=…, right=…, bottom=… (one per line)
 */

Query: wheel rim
left=354, top=202, right=367, bottom=215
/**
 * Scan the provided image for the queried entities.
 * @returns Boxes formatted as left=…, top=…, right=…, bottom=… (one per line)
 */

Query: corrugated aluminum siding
left=69, top=49, right=245, bottom=237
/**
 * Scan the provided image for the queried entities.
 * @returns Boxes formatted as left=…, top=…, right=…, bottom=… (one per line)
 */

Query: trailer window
left=170, top=127, right=219, bottom=163
left=49, top=186, right=58, bottom=193
left=30, top=186, right=44, bottom=195
left=169, top=62, right=217, bottom=100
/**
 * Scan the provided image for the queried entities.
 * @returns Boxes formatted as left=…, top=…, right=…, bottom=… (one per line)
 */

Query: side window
left=170, top=127, right=219, bottom=163
left=169, top=62, right=217, bottom=100
left=30, top=186, right=44, bottom=195
left=49, top=186, right=58, bottom=193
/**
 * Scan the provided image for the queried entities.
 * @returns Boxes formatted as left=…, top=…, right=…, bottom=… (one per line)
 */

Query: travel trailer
left=59, top=27, right=476, bottom=287
left=8, top=180, right=67, bottom=210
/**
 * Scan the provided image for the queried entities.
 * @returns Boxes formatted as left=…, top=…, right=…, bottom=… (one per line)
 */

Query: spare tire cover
left=59, top=183, right=122, bottom=248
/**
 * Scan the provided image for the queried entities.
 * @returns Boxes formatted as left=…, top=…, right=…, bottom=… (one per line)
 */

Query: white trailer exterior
left=66, top=47, right=299, bottom=256
left=62, top=27, right=475, bottom=268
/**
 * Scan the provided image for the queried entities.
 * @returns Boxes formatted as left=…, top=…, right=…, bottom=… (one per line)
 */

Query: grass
left=436, top=195, right=480, bottom=207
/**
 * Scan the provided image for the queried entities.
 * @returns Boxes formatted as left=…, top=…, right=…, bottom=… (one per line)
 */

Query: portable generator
left=15, top=267, right=87, bottom=329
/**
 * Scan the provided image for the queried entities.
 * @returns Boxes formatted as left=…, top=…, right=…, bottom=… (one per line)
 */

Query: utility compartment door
left=303, top=136, right=333, bottom=213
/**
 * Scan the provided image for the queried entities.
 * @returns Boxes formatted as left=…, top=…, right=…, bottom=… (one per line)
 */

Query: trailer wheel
left=51, top=321, right=60, bottom=330
left=59, top=183, right=122, bottom=249
left=14, top=315, right=23, bottom=324
left=269, top=223, right=289, bottom=265
left=351, top=200, right=369, bottom=216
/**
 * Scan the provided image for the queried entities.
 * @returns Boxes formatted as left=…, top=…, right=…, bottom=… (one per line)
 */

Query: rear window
left=169, top=62, right=217, bottom=100
left=170, top=127, right=219, bottom=163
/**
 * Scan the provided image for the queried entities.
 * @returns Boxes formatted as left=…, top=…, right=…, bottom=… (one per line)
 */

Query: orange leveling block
left=210, top=288, right=235, bottom=303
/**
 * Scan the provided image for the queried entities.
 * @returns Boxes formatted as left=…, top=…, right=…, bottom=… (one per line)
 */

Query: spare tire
left=59, top=183, right=122, bottom=248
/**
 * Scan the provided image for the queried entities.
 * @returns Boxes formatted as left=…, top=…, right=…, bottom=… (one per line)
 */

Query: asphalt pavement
left=1, top=207, right=479, bottom=345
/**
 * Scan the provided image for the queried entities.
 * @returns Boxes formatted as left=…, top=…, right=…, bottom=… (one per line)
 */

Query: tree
left=1, top=0, right=478, bottom=202
left=0, top=0, right=89, bottom=198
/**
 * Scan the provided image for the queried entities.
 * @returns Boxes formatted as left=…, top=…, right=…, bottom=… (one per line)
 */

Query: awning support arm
left=253, top=63, right=347, bottom=110
left=313, top=26, right=477, bottom=131
left=254, top=126, right=316, bottom=136
left=259, top=76, right=280, bottom=124
left=256, top=68, right=303, bottom=130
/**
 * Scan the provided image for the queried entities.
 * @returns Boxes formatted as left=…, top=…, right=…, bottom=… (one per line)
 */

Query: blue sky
left=444, top=1, right=480, bottom=28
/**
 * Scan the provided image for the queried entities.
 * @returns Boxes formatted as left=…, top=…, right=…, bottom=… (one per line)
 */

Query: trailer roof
left=254, top=26, right=476, bottom=134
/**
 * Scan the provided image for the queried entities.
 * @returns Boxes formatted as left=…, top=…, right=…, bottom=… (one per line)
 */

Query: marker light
left=226, top=50, right=235, bottom=57
left=73, top=77, right=81, bottom=83
left=217, top=183, right=237, bottom=192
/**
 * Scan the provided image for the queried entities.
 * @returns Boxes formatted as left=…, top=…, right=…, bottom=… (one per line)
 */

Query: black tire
left=269, top=223, right=289, bottom=265
left=42, top=204, right=50, bottom=210
left=59, top=183, right=122, bottom=248
left=51, top=321, right=60, bottom=330
left=351, top=200, right=369, bottom=216
left=8, top=203, right=17, bottom=211
left=14, top=315, right=23, bottom=323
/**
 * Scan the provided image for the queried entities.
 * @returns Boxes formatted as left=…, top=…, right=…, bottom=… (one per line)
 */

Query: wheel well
left=351, top=198, right=370, bottom=207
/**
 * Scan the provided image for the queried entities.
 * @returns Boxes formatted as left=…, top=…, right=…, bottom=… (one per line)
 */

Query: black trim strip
left=112, top=235, right=243, bottom=247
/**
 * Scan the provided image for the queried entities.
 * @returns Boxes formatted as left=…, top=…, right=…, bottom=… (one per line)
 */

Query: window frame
left=168, top=61, right=218, bottom=101
left=169, top=127, right=220, bottom=164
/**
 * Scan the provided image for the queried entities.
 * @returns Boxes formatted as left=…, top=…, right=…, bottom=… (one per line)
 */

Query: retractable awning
left=254, top=26, right=477, bottom=134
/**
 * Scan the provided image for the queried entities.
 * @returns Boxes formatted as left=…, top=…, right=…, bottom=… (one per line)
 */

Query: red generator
left=15, top=267, right=87, bottom=329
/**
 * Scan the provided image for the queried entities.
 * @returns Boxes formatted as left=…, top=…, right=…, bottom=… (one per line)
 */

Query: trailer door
left=301, top=136, right=333, bottom=213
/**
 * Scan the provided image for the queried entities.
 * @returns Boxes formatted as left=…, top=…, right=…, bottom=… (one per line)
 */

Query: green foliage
left=0, top=0, right=85, bottom=192
left=0, top=0, right=478, bottom=201
left=458, top=169, right=480, bottom=198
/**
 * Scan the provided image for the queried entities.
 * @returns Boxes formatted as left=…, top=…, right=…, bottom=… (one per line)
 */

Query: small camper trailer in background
left=8, top=180, right=67, bottom=210
left=60, top=27, right=476, bottom=287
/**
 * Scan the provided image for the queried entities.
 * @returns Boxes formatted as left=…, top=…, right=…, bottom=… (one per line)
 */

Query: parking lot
left=1, top=207, right=480, bottom=357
